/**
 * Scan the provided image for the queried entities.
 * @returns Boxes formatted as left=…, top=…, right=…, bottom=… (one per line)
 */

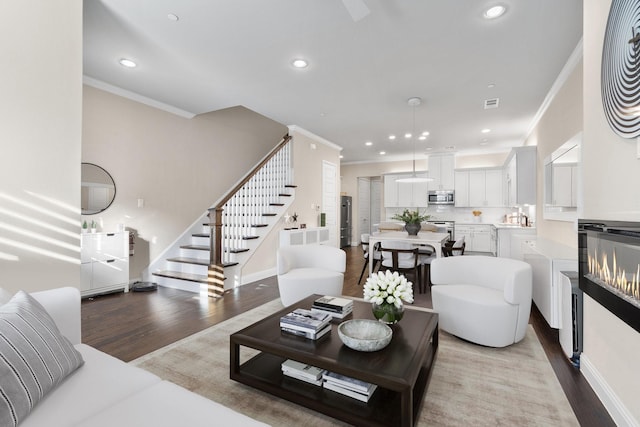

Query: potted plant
left=363, top=270, right=414, bottom=324
left=391, top=209, right=431, bottom=235
left=82, top=220, right=88, bottom=233
left=90, top=220, right=98, bottom=233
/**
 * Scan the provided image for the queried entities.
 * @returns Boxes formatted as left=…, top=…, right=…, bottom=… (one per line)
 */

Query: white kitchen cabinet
left=495, top=226, right=536, bottom=259
left=383, top=172, right=428, bottom=207
left=504, top=147, right=536, bottom=206
left=454, top=171, right=470, bottom=207
left=81, top=231, right=129, bottom=297
left=455, top=168, right=503, bottom=207
left=428, top=154, right=455, bottom=191
left=455, top=224, right=492, bottom=252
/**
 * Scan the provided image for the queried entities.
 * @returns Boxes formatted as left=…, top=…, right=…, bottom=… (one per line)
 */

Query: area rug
left=131, top=300, right=579, bottom=426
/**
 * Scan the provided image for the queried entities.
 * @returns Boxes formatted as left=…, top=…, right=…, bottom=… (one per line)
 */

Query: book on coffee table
left=311, top=296, right=354, bottom=319
left=280, top=323, right=331, bottom=340
left=323, top=380, right=377, bottom=402
left=323, top=371, right=376, bottom=395
left=281, top=359, right=326, bottom=386
left=280, top=309, right=331, bottom=331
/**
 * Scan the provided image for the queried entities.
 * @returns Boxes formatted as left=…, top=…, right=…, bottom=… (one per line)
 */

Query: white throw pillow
left=0, top=291, right=84, bottom=427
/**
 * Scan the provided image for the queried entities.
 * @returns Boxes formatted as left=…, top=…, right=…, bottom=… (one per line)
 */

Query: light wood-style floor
left=81, top=246, right=614, bottom=426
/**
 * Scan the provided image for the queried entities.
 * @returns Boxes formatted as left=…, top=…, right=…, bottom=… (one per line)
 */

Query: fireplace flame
left=588, top=248, right=640, bottom=300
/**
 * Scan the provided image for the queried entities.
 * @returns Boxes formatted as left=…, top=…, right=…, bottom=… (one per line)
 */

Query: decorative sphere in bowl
left=338, top=319, right=393, bottom=352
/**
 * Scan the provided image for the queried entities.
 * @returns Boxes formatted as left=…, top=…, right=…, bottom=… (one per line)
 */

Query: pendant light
left=396, top=97, right=432, bottom=183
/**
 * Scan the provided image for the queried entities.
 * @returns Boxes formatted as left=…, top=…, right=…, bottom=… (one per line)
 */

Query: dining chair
left=358, top=233, right=382, bottom=285
left=418, top=244, right=438, bottom=293
left=379, top=241, right=422, bottom=293
left=442, top=236, right=466, bottom=257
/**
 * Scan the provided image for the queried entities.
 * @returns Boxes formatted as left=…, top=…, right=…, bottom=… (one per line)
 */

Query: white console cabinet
left=81, top=231, right=129, bottom=297
left=522, top=239, right=577, bottom=329
left=279, top=227, right=330, bottom=246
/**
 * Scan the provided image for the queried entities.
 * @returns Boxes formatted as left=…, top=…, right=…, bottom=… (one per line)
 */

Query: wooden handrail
left=213, top=133, right=292, bottom=210
left=206, top=133, right=292, bottom=297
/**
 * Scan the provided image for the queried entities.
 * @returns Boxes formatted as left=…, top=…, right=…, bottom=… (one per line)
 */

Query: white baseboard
left=240, top=268, right=277, bottom=286
left=581, top=354, right=639, bottom=427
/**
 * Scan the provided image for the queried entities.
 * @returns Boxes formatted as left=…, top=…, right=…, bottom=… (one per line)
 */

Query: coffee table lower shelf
left=231, top=350, right=435, bottom=427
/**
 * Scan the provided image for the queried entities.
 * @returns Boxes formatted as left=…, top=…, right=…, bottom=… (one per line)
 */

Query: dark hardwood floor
left=81, top=246, right=614, bottom=426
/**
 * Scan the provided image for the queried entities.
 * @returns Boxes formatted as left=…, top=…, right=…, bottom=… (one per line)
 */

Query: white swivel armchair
left=276, top=245, right=346, bottom=306
left=430, top=256, right=532, bottom=347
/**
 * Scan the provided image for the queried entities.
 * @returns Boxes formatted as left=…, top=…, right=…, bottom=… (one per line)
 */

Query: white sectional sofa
left=0, top=287, right=268, bottom=427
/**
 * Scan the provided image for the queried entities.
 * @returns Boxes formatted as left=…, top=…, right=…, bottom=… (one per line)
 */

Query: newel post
left=207, top=207, right=225, bottom=298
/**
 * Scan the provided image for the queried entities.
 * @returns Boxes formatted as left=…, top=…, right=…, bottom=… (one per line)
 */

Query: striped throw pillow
left=0, top=291, right=84, bottom=427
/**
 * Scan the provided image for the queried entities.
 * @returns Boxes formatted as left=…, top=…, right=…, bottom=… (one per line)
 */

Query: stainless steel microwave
left=428, top=190, right=454, bottom=205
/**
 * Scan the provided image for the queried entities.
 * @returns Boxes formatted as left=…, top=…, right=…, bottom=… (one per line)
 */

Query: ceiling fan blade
left=342, top=0, right=370, bottom=22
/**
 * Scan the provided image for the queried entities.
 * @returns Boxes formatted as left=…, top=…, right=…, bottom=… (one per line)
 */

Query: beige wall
left=0, top=1, right=82, bottom=294
left=82, top=86, right=288, bottom=280
left=582, top=0, right=640, bottom=423
left=527, top=58, right=583, bottom=246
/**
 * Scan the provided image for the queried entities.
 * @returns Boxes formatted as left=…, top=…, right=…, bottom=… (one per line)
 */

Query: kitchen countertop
left=454, top=222, right=536, bottom=229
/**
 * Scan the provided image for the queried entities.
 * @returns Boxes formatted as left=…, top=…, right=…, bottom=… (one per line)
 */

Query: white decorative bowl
left=338, top=319, right=393, bottom=352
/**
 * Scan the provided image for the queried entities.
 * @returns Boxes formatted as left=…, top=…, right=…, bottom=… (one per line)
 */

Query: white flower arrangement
left=363, top=270, right=414, bottom=308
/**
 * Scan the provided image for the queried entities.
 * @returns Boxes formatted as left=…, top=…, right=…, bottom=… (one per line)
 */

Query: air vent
left=484, top=98, right=500, bottom=109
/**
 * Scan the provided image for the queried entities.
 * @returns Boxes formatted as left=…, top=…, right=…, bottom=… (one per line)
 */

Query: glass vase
left=372, top=302, right=405, bottom=324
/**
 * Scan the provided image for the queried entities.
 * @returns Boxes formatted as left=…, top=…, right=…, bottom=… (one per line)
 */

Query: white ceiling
left=83, top=0, right=583, bottom=164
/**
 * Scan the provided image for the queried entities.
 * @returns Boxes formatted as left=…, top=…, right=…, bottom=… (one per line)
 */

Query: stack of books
left=322, top=371, right=377, bottom=403
left=281, top=359, right=326, bottom=386
left=280, top=308, right=332, bottom=340
left=310, top=296, right=354, bottom=319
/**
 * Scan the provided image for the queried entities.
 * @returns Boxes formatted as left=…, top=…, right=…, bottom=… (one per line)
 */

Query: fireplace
left=578, top=219, right=640, bottom=333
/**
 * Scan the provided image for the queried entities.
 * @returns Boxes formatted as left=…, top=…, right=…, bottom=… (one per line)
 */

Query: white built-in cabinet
left=279, top=227, right=330, bottom=246
left=504, top=147, right=536, bottom=206
left=551, top=164, right=578, bottom=207
left=383, top=173, right=429, bottom=207
left=454, top=168, right=503, bottom=207
left=427, top=154, right=455, bottom=191
left=454, top=224, right=492, bottom=252
left=81, top=231, right=129, bottom=297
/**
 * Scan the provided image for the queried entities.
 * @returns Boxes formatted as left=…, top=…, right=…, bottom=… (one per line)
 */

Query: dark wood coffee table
left=230, top=295, right=439, bottom=427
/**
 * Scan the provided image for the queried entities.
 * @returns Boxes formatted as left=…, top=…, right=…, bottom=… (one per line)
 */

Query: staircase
left=150, top=135, right=294, bottom=296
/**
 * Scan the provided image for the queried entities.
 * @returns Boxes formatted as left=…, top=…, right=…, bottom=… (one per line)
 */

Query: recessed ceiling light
left=379, top=151, right=386, bottom=155
left=422, top=131, right=430, bottom=136
left=167, top=13, right=179, bottom=21
left=481, top=128, right=491, bottom=134
left=418, top=136, right=427, bottom=140
left=119, top=58, right=137, bottom=68
left=484, top=5, right=506, bottom=19
left=365, top=141, right=373, bottom=146
left=339, top=155, right=344, bottom=159
left=388, top=135, right=396, bottom=140
left=292, top=58, right=308, bottom=68
left=404, top=133, right=412, bottom=139
left=487, top=83, right=496, bottom=88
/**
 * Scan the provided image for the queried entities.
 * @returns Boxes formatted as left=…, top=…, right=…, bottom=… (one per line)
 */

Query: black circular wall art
left=601, top=0, right=640, bottom=138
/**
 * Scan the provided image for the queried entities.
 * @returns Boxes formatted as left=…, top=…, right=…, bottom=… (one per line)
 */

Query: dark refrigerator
left=340, top=196, right=352, bottom=248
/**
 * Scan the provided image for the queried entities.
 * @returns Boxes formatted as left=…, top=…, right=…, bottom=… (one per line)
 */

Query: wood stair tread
left=180, top=244, right=209, bottom=251
left=166, top=257, right=209, bottom=266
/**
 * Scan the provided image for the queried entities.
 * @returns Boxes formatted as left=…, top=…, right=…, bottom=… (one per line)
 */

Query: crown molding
left=83, top=76, right=196, bottom=119
left=287, top=125, right=343, bottom=152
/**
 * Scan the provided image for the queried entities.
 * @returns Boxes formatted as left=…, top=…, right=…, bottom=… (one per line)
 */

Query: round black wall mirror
left=81, top=163, right=116, bottom=215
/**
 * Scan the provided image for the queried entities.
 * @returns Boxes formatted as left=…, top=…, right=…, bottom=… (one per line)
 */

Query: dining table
left=368, top=230, right=451, bottom=275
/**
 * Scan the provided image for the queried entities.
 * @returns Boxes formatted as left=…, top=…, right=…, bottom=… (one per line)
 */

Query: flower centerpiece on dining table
left=363, top=270, right=414, bottom=324
left=391, top=209, right=431, bottom=235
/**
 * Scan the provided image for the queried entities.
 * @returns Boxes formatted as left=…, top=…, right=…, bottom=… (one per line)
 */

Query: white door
left=358, top=177, right=371, bottom=239
left=370, top=178, right=382, bottom=232
left=322, top=161, right=338, bottom=246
